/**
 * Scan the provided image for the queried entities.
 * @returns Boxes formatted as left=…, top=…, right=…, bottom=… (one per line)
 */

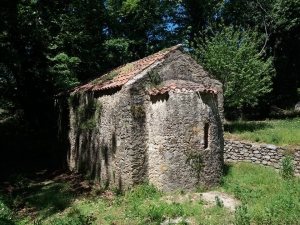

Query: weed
left=197, top=194, right=204, bottom=205
left=195, top=186, right=207, bottom=193
left=50, top=213, right=96, bottom=225
left=280, top=155, right=294, bottom=179
left=177, top=220, right=189, bottom=225
left=146, top=204, right=165, bottom=223
left=234, top=205, right=250, bottom=225
left=166, top=202, right=185, bottom=218
left=185, top=150, right=203, bottom=182
left=106, top=70, right=119, bottom=81
left=179, top=188, right=185, bottom=195
left=222, top=162, right=300, bottom=224
left=89, top=70, right=119, bottom=86
left=215, top=196, right=224, bottom=208
left=121, top=64, right=133, bottom=73
left=147, top=70, right=162, bottom=89
left=130, top=104, right=145, bottom=119
left=33, top=219, right=43, bottom=225
left=127, top=183, right=161, bottom=200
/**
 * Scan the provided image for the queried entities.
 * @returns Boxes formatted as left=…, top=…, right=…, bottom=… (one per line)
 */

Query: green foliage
left=148, top=70, right=163, bottom=87
left=0, top=196, right=12, bottom=220
left=71, top=96, right=102, bottom=131
left=215, top=196, right=224, bottom=208
left=103, top=38, right=134, bottom=67
left=1, top=0, right=299, bottom=151
left=105, top=70, right=119, bottom=81
left=280, top=155, right=294, bottom=180
left=126, top=183, right=161, bottom=200
left=7, top=163, right=300, bottom=224
left=130, top=104, right=145, bottom=119
left=67, top=94, right=80, bottom=108
left=220, top=0, right=300, bottom=109
left=193, top=25, right=273, bottom=108
left=185, top=150, right=203, bottom=182
left=270, top=0, right=300, bottom=107
left=222, top=162, right=300, bottom=224
left=146, top=204, right=165, bottom=223
left=234, top=205, right=250, bottom=225
left=47, top=53, right=80, bottom=90
left=50, top=214, right=96, bottom=225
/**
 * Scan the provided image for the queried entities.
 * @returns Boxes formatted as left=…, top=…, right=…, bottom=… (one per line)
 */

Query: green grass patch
left=221, top=162, right=300, bottom=224
left=224, top=117, right=300, bottom=146
left=2, top=163, right=300, bottom=224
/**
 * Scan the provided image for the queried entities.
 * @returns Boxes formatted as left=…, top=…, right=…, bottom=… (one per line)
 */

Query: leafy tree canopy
left=193, top=25, right=274, bottom=108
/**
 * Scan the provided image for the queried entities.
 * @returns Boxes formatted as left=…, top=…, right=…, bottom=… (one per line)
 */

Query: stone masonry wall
left=148, top=92, right=223, bottom=192
left=67, top=85, right=149, bottom=189
left=224, top=140, right=300, bottom=174
left=157, top=49, right=224, bottom=121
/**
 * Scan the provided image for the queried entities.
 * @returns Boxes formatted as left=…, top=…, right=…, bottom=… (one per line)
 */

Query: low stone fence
left=224, top=140, right=300, bottom=174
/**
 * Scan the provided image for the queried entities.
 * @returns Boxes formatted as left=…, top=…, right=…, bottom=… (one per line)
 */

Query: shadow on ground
left=224, top=121, right=273, bottom=133
left=0, top=169, right=94, bottom=222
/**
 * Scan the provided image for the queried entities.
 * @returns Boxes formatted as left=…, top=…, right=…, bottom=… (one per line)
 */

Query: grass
left=224, top=117, right=300, bottom=147
left=221, top=162, right=300, bottom=224
left=1, top=162, right=300, bottom=224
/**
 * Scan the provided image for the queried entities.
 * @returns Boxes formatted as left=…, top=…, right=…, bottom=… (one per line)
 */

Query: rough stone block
left=266, top=144, right=277, bottom=150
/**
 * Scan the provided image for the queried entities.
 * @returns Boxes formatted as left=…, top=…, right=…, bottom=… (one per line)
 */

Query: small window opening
left=204, top=123, right=209, bottom=149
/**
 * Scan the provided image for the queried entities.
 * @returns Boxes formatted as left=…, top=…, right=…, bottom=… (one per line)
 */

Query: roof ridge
left=71, top=44, right=183, bottom=94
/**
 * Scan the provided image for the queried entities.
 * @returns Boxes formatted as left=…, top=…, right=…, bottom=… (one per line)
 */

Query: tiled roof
left=70, top=44, right=183, bottom=94
left=147, top=82, right=218, bottom=96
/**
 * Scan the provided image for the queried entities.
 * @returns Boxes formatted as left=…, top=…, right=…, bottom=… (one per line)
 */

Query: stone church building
left=56, top=44, right=224, bottom=192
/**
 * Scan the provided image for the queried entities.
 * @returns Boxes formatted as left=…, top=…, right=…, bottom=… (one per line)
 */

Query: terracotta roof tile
left=147, top=82, right=218, bottom=96
left=71, top=44, right=183, bottom=94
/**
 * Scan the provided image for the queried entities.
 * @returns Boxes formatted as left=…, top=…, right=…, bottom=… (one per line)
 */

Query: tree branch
left=259, top=18, right=269, bottom=55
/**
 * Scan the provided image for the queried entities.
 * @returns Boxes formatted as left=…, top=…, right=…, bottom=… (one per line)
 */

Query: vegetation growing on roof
left=121, top=63, right=134, bottom=73
left=106, top=70, right=119, bottom=81
left=90, top=70, right=119, bottom=86
left=161, top=46, right=173, bottom=53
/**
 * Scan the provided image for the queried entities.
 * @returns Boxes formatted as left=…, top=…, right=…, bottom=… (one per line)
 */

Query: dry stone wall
left=224, top=140, right=300, bottom=174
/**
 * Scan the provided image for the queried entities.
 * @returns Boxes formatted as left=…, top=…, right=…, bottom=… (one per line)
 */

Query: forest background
left=0, top=0, right=299, bottom=170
